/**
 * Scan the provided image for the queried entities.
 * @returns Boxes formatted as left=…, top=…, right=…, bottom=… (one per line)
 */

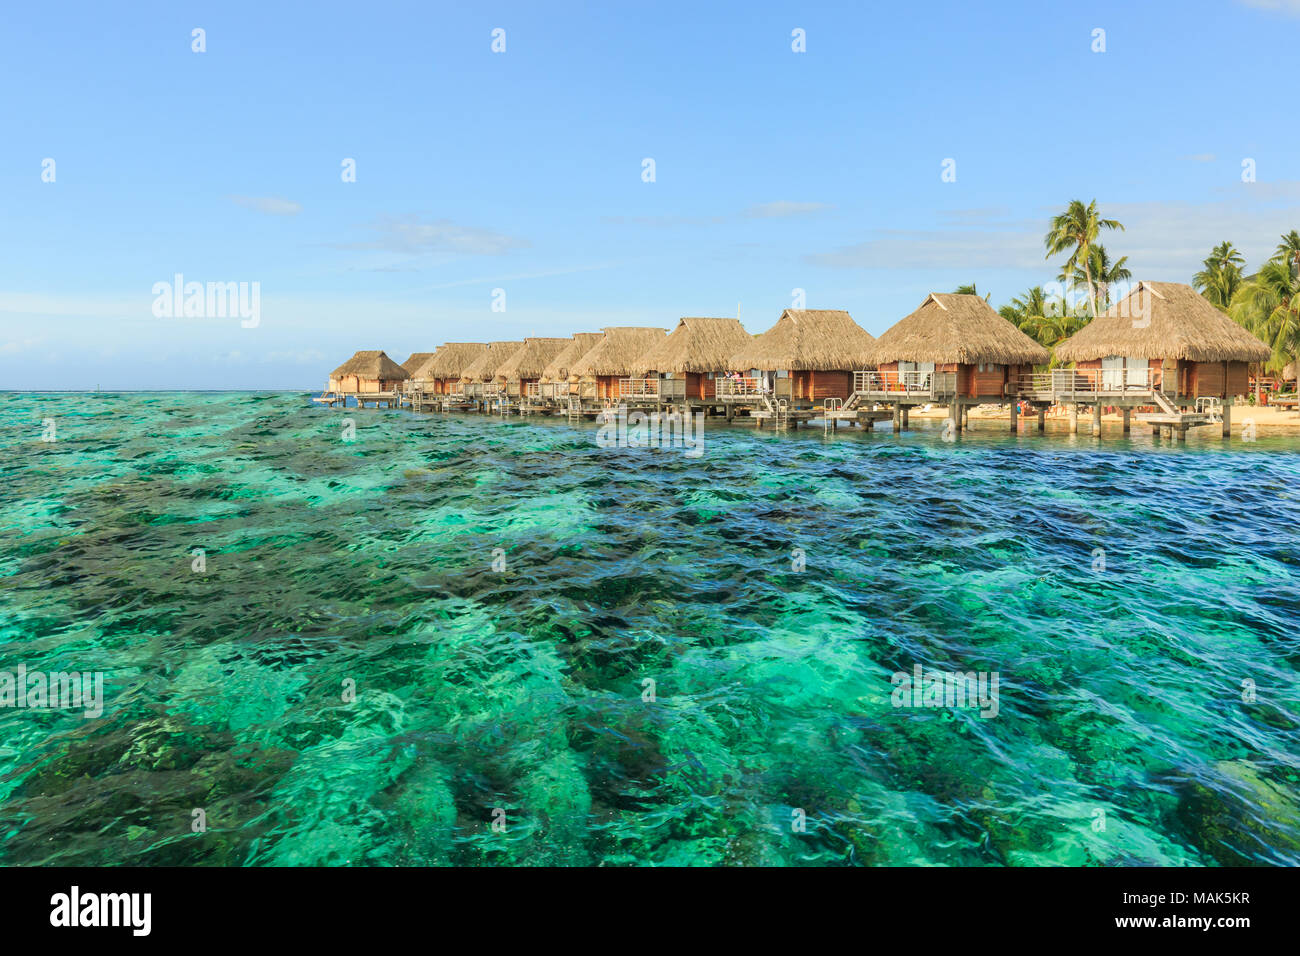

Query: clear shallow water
left=1, top=391, right=1298, bottom=866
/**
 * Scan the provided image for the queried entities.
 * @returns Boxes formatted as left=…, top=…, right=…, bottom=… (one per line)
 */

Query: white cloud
left=742, top=201, right=833, bottom=218
left=228, top=195, right=302, bottom=216
left=1180, top=153, right=1217, bottom=162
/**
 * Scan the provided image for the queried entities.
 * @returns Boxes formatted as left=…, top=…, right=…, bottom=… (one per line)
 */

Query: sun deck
left=851, top=370, right=959, bottom=402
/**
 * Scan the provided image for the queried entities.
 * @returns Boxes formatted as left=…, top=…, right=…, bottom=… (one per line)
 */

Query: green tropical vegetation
left=1043, top=199, right=1125, bottom=319
left=981, top=198, right=1299, bottom=387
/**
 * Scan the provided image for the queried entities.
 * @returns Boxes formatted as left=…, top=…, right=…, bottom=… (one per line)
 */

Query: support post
left=1036, top=407, right=1045, bottom=433
left=1092, top=403, right=1102, bottom=437
left=1010, top=401, right=1018, bottom=433
left=892, top=403, right=902, bottom=432
left=901, top=406, right=909, bottom=430
left=1069, top=404, right=1078, bottom=434
left=1122, top=407, right=1131, bottom=434
left=1222, top=397, right=1232, bottom=438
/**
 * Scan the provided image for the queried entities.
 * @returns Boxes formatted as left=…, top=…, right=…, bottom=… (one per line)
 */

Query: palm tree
left=1230, top=258, right=1300, bottom=381
left=998, top=286, right=1048, bottom=327
left=1044, top=200, right=1125, bottom=318
left=1062, top=244, right=1131, bottom=312
left=1275, top=230, right=1300, bottom=280
left=1193, top=241, right=1246, bottom=311
left=998, top=286, right=1086, bottom=363
left=953, top=283, right=990, bottom=301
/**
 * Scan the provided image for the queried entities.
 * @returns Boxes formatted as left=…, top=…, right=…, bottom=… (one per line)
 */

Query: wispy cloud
left=605, top=200, right=831, bottom=227
left=1180, top=153, right=1217, bottom=163
left=807, top=192, right=1300, bottom=276
left=742, top=201, right=833, bottom=219
left=1238, top=0, right=1300, bottom=16
left=339, top=215, right=529, bottom=256
left=0, top=336, right=43, bottom=355
left=405, top=263, right=617, bottom=292
left=228, top=195, right=302, bottom=216
left=807, top=229, right=1044, bottom=270
left=602, top=213, right=727, bottom=227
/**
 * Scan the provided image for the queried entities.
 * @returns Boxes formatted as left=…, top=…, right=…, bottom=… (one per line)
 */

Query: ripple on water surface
left=0, top=393, right=1298, bottom=865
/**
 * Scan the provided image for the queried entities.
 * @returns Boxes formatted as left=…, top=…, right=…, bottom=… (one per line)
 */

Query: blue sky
left=3, top=0, right=1299, bottom=388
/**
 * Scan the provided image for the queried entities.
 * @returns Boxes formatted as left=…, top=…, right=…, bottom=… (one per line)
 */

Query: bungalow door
left=898, top=361, right=934, bottom=391
left=1101, top=356, right=1124, bottom=390
left=1124, top=356, right=1148, bottom=389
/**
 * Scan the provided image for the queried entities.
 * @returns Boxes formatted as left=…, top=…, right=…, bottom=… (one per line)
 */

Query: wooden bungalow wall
left=790, top=370, right=853, bottom=402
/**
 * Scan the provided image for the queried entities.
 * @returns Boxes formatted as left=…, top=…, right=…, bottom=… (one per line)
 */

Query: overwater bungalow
left=1052, top=281, right=1270, bottom=401
left=567, top=327, right=668, bottom=402
left=327, top=350, right=411, bottom=398
left=726, top=309, right=876, bottom=407
left=494, top=337, right=571, bottom=400
left=864, top=295, right=1049, bottom=424
left=402, top=351, right=438, bottom=380
left=422, top=342, right=486, bottom=395
left=628, top=317, right=753, bottom=403
left=460, top=341, right=523, bottom=400
left=1047, top=282, right=1272, bottom=437
left=539, top=332, right=604, bottom=400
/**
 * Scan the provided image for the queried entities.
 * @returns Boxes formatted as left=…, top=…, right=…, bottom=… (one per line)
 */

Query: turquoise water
left=1, top=392, right=1298, bottom=866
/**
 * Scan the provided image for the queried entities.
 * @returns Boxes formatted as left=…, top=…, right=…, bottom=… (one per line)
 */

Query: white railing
left=853, top=370, right=957, bottom=397
left=525, top=382, right=540, bottom=396
left=1017, top=367, right=1155, bottom=398
left=539, top=382, right=570, bottom=399
left=716, top=376, right=765, bottom=398
left=618, top=377, right=660, bottom=398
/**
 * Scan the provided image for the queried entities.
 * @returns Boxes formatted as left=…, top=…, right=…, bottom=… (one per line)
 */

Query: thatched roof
left=402, top=351, right=438, bottom=377
left=423, top=343, right=486, bottom=380
left=631, top=317, right=753, bottom=375
left=567, top=327, right=667, bottom=379
left=540, top=333, right=604, bottom=383
left=728, top=310, right=877, bottom=371
left=1054, top=282, right=1271, bottom=364
left=460, top=341, right=523, bottom=382
left=494, top=337, right=571, bottom=382
left=331, top=350, right=410, bottom=379
left=871, top=294, right=1050, bottom=366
